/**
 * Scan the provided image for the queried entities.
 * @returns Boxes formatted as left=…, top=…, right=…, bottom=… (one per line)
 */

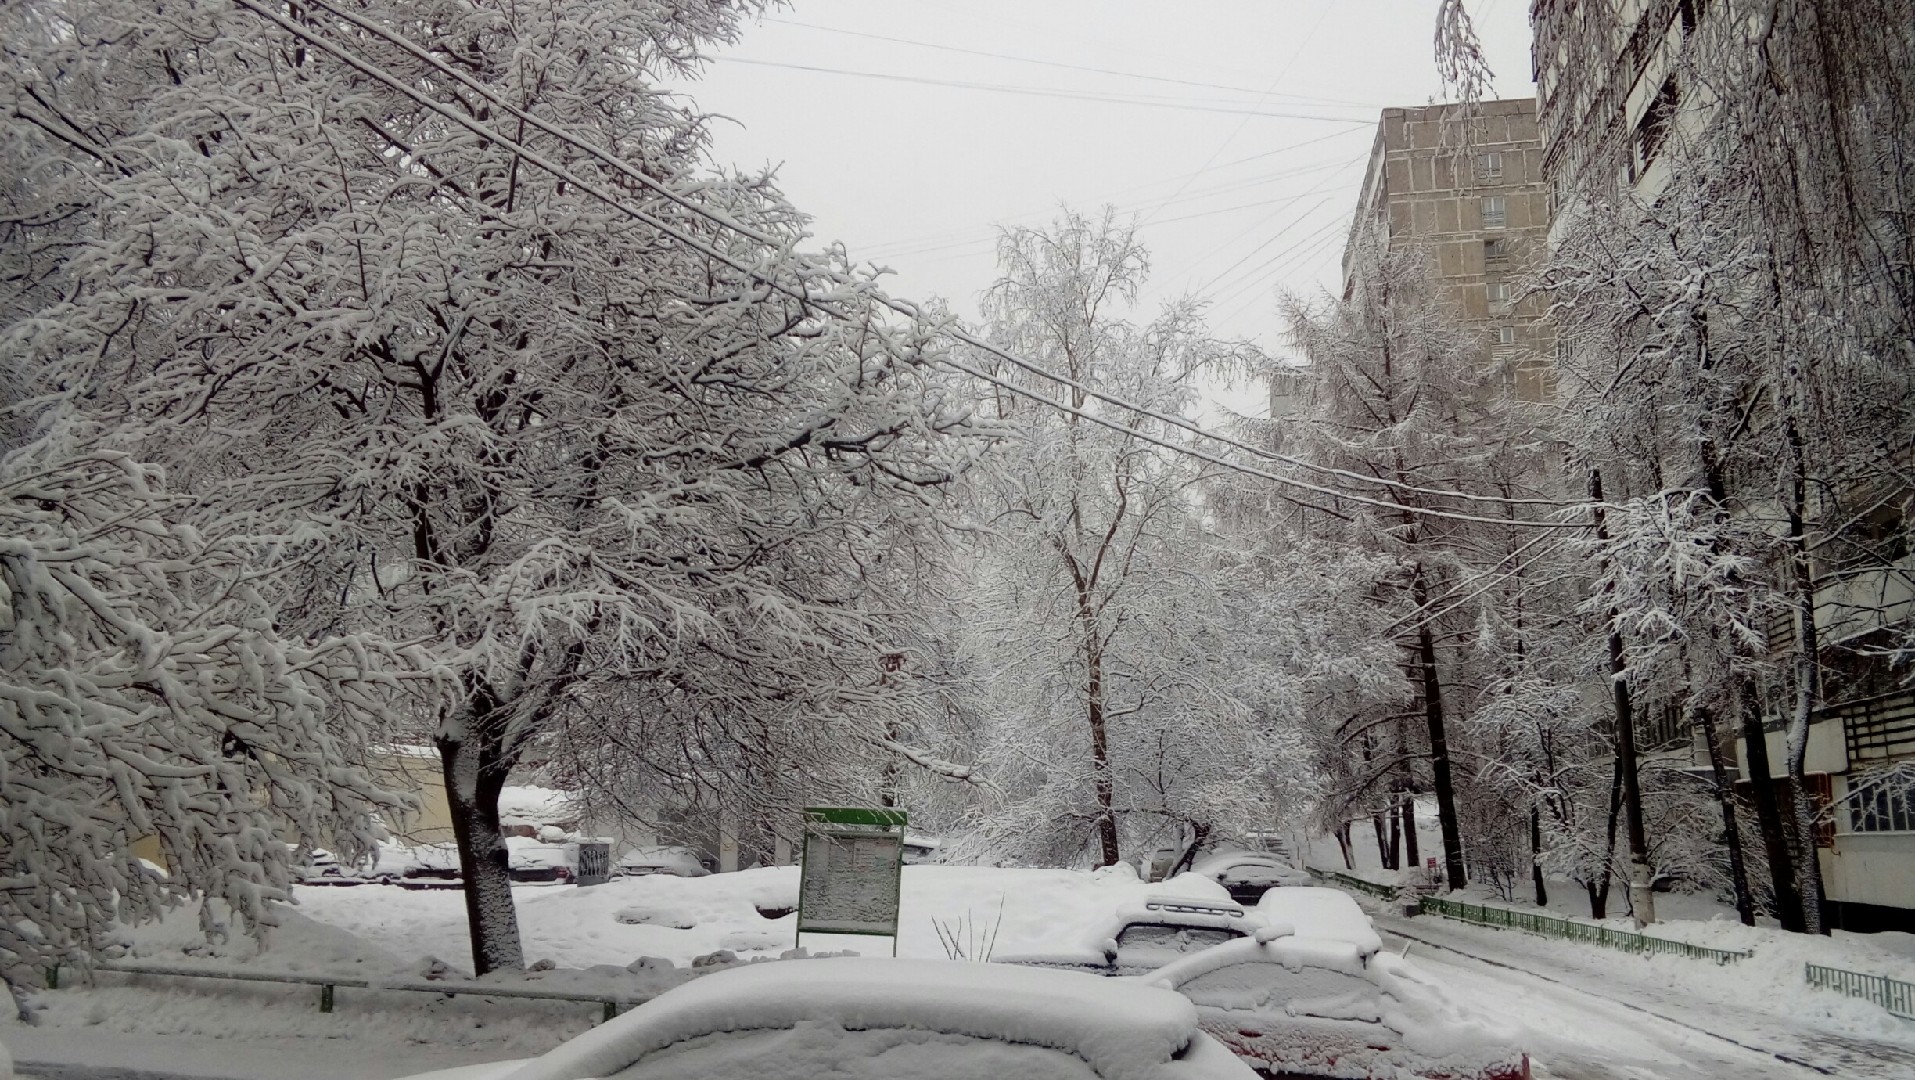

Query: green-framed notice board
left=796, top=806, right=906, bottom=954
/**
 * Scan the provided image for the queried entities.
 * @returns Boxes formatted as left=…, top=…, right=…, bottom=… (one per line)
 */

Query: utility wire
left=761, top=16, right=1381, bottom=109
left=709, top=57, right=1373, bottom=122
left=233, top=2, right=1584, bottom=524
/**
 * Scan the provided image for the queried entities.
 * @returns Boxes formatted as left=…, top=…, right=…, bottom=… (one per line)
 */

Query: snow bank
left=502, top=958, right=1201, bottom=1080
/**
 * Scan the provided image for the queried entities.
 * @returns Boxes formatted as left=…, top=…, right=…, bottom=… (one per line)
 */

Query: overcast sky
left=664, top=1, right=1536, bottom=415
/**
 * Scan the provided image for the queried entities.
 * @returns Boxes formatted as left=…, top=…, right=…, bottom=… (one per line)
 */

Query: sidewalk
left=1373, top=909, right=1915, bottom=1079
left=2, top=1026, right=511, bottom=1080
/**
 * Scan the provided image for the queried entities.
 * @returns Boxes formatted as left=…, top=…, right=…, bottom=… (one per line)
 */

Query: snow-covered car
left=1143, top=932, right=1530, bottom=1080
left=1188, top=852, right=1314, bottom=904
left=399, top=843, right=464, bottom=887
left=997, top=892, right=1267, bottom=976
left=506, top=836, right=575, bottom=884
left=612, top=845, right=713, bottom=879
left=288, top=845, right=391, bottom=886
left=1255, top=886, right=1382, bottom=961
left=395, top=956, right=1259, bottom=1080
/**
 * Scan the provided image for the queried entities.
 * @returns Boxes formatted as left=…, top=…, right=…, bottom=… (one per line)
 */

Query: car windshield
left=1176, top=961, right=1378, bottom=1016
left=1115, top=923, right=1243, bottom=955
left=606, top=1021, right=1100, bottom=1080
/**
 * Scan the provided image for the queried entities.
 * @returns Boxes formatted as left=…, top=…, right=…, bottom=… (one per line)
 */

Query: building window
left=1481, top=196, right=1507, bottom=229
left=1486, top=282, right=1511, bottom=307
left=1493, top=324, right=1516, bottom=347
left=1475, top=152, right=1504, bottom=179
left=1484, top=238, right=1509, bottom=266
left=1850, top=771, right=1915, bottom=833
left=1635, top=76, right=1679, bottom=175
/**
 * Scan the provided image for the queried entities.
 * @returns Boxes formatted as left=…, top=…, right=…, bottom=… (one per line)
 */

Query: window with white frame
left=1482, top=196, right=1507, bottom=229
left=1486, top=282, right=1511, bottom=307
left=1484, top=238, right=1509, bottom=264
left=1493, top=324, right=1516, bottom=347
left=1475, top=152, right=1504, bottom=179
left=1850, top=771, right=1915, bottom=833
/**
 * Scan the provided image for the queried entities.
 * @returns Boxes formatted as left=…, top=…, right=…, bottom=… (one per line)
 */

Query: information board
left=796, top=807, right=906, bottom=947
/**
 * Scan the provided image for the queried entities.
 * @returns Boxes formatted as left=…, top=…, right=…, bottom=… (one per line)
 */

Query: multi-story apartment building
left=1340, top=98, right=1555, bottom=401
left=1531, top=0, right=1915, bottom=933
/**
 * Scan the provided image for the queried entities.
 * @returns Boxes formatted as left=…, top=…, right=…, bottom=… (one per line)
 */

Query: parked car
left=506, top=836, right=575, bottom=884
left=399, top=842, right=464, bottom=887
left=612, top=845, right=713, bottom=878
left=1143, top=932, right=1530, bottom=1080
left=396, top=956, right=1259, bottom=1080
left=1187, top=852, right=1313, bottom=904
left=289, top=845, right=393, bottom=886
left=997, top=891, right=1267, bottom=976
left=1255, top=886, right=1383, bottom=961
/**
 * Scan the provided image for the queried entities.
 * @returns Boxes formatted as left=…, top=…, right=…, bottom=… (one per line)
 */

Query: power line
left=708, top=58, right=1374, bottom=122
left=761, top=17, right=1381, bottom=109
left=232, top=2, right=1583, bottom=525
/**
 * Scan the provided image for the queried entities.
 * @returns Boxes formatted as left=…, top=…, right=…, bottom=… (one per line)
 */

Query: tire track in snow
left=1379, top=921, right=1842, bottom=1077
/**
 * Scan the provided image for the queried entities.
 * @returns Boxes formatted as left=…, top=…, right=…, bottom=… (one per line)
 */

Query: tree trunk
left=1782, top=421, right=1830, bottom=933
left=1411, top=568, right=1466, bottom=890
left=1738, top=679, right=1805, bottom=930
left=1589, top=755, right=1623, bottom=920
left=1372, top=811, right=1394, bottom=870
left=1695, top=699, right=1757, bottom=926
left=1336, top=821, right=1355, bottom=870
left=1387, top=803, right=1402, bottom=870
left=1530, top=804, right=1549, bottom=907
left=1400, top=788, right=1421, bottom=873
left=1073, top=572, right=1121, bottom=868
left=438, top=689, right=525, bottom=976
left=1590, top=469, right=1655, bottom=925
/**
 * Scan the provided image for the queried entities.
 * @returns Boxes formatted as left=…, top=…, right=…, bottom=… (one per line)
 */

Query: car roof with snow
left=993, top=886, right=1265, bottom=972
left=1254, top=886, right=1382, bottom=957
left=406, top=957, right=1256, bottom=1080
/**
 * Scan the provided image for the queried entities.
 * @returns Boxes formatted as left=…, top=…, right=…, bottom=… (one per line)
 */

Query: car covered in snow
left=1188, top=852, right=1314, bottom=905
left=613, top=845, right=713, bottom=879
left=395, top=956, right=1260, bottom=1080
left=1254, top=886, right=1383, bottom=961
left=506, top=836, right=576, bottom=884
left=1141, top=931, right=1530, bottom=1080
left=996, top=891, right=1268, bottom=976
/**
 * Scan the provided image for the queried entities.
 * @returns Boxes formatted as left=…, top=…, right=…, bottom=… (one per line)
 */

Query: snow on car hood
left=495, top=957, right=1208, bottom=1080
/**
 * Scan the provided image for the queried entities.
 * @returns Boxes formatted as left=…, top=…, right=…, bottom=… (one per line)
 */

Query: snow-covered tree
left=945, top=210, right=1306, bottom=866
left=2, top=0, right=988, bottom=973
left=0, top=430, right=407, bottom=1015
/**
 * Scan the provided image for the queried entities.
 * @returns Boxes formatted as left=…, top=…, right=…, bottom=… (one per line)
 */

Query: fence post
left=45, top=966, right=58, bottom=990
left=602, top=1001, right=617, bottom=1024
left=320, top=984, right=334, bottom=1013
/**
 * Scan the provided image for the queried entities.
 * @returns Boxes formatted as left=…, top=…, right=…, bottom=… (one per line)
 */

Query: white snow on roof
left=498, top=957, right=1206, bottom=1080
left=1255, top=887, right=1383, bottom=957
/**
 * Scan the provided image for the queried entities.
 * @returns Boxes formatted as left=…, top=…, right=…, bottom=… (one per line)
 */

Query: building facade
left=1532, top=0, right=1915, bottom=933
left=1341, top=98, right=1555, bottom=401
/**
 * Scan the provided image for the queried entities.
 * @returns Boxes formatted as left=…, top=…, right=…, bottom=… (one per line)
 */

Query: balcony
left=1830, top=690, right=1915, bottom=764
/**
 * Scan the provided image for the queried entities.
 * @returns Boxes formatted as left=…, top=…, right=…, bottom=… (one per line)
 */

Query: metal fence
left=1805, top=962, right=1915, bottom=1020
left=50, top=960, right=655, bottom=1022
left=1417, top=895, right=1752, bottom=964
left=1304, top=867, right=1401, bottom=901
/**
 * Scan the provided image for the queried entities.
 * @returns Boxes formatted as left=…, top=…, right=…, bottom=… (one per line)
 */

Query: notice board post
left=796, top=806, right=906, bottom=956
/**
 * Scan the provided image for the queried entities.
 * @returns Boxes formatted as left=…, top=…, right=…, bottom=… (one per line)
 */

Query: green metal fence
left=1304, top=867, right=1401, bottom=901
left=1417, top=895, right=1752, bottom=964
left=1806, top=962, right=1915, bottom=1020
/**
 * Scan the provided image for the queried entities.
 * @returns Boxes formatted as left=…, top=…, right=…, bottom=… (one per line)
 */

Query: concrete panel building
left=1341, top=98, right=1555, bottom=401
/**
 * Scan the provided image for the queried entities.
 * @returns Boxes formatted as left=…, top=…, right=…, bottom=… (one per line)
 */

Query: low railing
left=1304, top=867, right=1401, bottom=901
left=1417, top=896, right=1752, bottom=964
left=1806, top=962, right=1915, bottom=1020
left=49, top=960, right=656, bottom=1022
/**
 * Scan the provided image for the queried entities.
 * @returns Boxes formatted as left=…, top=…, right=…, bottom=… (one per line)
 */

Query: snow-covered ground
left=6, top=865, right=1913, bottom=1080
